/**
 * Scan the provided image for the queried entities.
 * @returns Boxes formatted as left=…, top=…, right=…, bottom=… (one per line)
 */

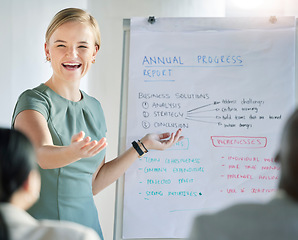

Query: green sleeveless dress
left=12, top=84, right=106, bottom=239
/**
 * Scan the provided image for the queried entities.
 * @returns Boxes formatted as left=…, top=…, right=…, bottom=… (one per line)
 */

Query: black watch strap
left=132, top=141, right=144, bottom=157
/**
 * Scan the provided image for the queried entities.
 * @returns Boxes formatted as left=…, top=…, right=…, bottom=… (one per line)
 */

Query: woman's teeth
left=62, top=63, right=82, bottom=69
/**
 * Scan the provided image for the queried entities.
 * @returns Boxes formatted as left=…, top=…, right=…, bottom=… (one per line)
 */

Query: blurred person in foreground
left=189, top=109, right=298, bottom=240
left=0, top=128, right=101, bottom=240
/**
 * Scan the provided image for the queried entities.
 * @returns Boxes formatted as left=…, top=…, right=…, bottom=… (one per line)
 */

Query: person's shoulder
left=81, top=90, right=100, bottom=104
left=38, top=219, right=101, bottom=240
left=81, top=91, right=103, bottom=108
left=189, top=202, right=269, bottom=239
left=192, top=203, right=263, bottom=228
left=189, top=197, right=298, bottom=240
left=203, top=202, right=266, bottom=221
left=18, top=84, right=50, bottom=103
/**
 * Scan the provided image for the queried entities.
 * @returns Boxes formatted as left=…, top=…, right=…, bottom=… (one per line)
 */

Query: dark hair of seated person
left=275, top=109, right=298, bottom=201
left=0, top=128, right=36, bottom=240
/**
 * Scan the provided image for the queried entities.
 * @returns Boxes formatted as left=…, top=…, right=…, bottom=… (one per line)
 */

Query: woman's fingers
left=164, top=132, right=174, bottom=145
left=72, top=135, right=107, bottom=158
left=87, top=137, right=107, bottom=155
left=162, top=129, right=181, bottom=144
left=153, top=129, right=183, bottom=150
left=71, top=131, right=85, bottom=142
left=81, top=139, right=97, bottom=151
left=173, top=129, right=183, bottom=142
left=92, top=140, right=108, bottom=155
left=158, top=132, right=171, bottom=140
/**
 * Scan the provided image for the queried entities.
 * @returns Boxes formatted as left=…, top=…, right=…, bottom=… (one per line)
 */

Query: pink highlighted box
left=211, top=136, right=267, bottom=148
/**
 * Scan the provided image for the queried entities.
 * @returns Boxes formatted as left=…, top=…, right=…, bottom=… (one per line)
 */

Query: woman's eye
left=78, top=46, right=88, bottom=49
left=57, top=45, right=65, bottom=47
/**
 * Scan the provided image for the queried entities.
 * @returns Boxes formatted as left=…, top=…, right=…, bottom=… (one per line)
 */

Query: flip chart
left=123, top=17, right=295, bottom=239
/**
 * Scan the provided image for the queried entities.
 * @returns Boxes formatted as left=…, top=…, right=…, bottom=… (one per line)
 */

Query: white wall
left=226, top=0, right=298, bottom=17
left=0, top=1, right=13, bottom=127
left=0, top=0, right=88, bottom=127
left=1, top=0, right=298, bottom=239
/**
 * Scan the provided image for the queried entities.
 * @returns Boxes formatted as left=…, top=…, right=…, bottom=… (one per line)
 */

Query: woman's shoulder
left=18, top=84, right=51, bottom=103
left=81, top=91, right=103, bottom=108
left=12, top=84, right=51, bottom=124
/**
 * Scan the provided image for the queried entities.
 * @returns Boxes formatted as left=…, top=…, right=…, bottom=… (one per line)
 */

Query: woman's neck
left=45, top=77, right=82, bottom=102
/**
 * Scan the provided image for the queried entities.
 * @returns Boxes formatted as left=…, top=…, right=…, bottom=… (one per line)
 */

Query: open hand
left=141, top=129, right=184, bottom=151
left=69, top=131, right=107, bottom=159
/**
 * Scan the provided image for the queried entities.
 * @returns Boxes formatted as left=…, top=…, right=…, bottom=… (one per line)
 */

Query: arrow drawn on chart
left=185, top=101, right=222, bottom=125
left=187, top=101, right=220, bottom=113
left=187, top=109, right=220, bottom=115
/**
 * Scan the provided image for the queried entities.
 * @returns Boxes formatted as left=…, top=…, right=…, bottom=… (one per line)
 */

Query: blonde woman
left=12, top=8, right=183, bottom=239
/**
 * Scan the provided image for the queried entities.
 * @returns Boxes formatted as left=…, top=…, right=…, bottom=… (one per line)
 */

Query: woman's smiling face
left=45, top=21, right=98, bottom=83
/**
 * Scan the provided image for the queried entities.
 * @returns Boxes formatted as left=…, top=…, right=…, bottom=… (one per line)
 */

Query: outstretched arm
left=14, top=110, right=107, bottom=169
left=92, top=129, right=183, bottom=195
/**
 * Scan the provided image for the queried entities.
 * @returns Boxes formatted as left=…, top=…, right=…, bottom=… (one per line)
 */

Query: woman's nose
left=66, top=47, right=77, bottom=58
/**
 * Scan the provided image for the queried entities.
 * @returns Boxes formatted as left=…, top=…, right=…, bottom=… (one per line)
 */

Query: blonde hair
left=46, top=8, right=101, bottom=48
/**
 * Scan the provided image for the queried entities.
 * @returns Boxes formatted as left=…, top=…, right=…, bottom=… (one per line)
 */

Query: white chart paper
left=123, top=17, right=295, bottom=239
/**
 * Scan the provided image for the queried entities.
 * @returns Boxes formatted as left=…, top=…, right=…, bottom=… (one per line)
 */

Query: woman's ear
left=22, top=176, right=31, bottom=192
left=93, top=45, right=99, bottom=58
left=44, top=42, right=50, bottom=61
